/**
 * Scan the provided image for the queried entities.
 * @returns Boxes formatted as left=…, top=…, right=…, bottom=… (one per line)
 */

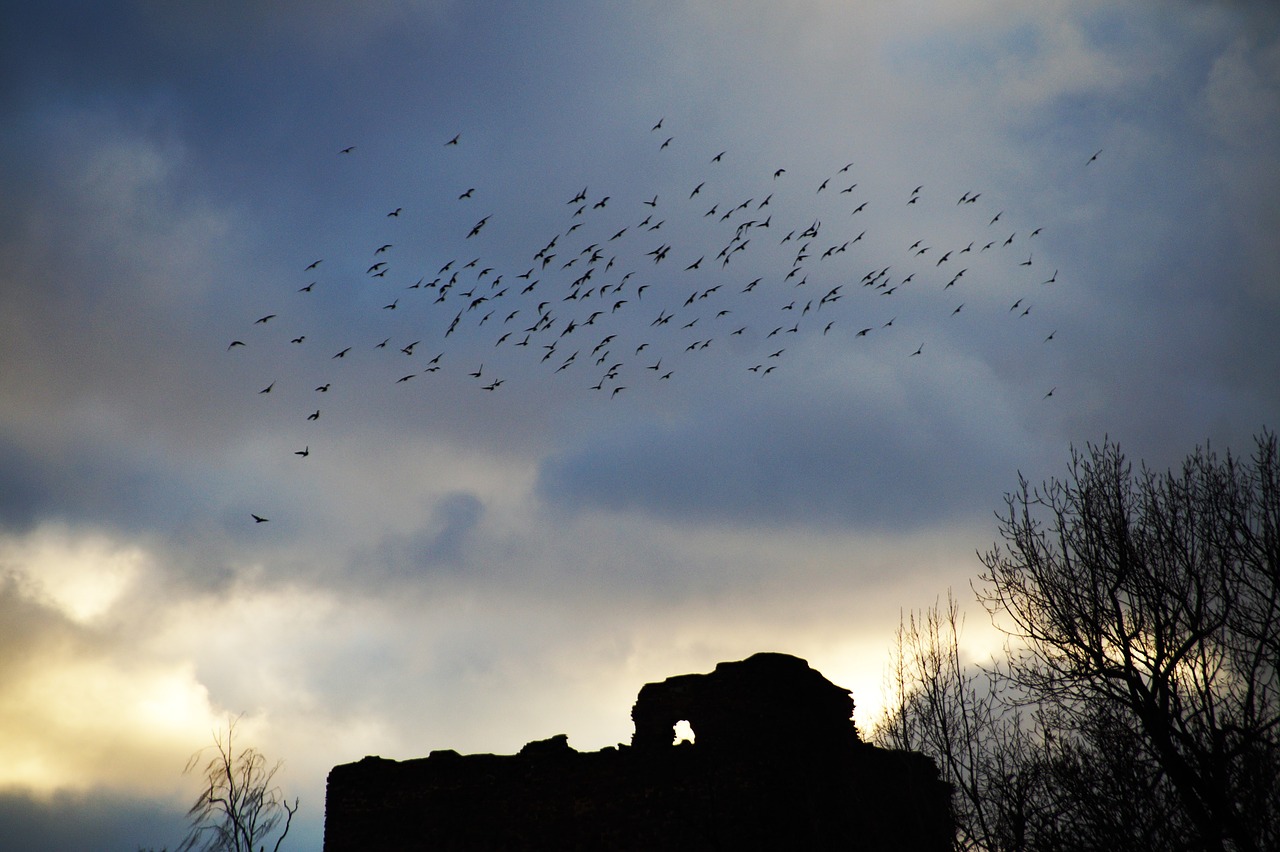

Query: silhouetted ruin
left=324, top=652, right=953, bottom=850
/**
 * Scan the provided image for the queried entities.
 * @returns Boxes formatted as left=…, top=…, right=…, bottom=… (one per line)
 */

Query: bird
left=259, top=382, right=274, bottom=394
left=458, top=188, right=474, bottom=199
left=333, top=348, right=351, bottom=358
left=227, top=340, right=245, bottom=350
left=910, top=343, right=923, bottom=356
left=1044, top=387, right=1057, bottom=399
left=251, top=514, right=269, bottom=523
left=339, top=146, right=355, bottom=154
left=446, top=134, right=460, bottom=146
left=307, top=410, right=320, bottom=420
left=305, top=259, right=323, bottom=270
left=1087, top=149, right=1102, bottom=165
left=295, top=446, right=310, bottom=457
left=254, top=314, right=276, bottom=324
left=387, top=208, right=402, bottom=217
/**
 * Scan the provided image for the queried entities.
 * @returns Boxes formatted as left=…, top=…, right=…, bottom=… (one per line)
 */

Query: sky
left=1, top=1, right=1278, bottom=849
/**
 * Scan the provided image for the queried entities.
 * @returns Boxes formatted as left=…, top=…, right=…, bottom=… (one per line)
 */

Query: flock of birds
left=230, top=121, right=1095, bottom=522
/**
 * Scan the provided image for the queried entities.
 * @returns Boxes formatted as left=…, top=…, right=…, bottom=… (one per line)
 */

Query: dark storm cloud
left=0, top=439, right=53, bottom=533
left=0, top=788, right=187, bottom=852
left=537, top=374, right=1038, bottom=531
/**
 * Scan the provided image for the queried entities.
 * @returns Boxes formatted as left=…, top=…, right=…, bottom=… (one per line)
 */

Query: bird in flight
left=446, top=134, right=460, bottom=146
left=295, top=446, right=310, bottom=457
left=339, top=146, right=355, bottom=155
left=251, top=514, right=269, bottom=523
left=1087, top=149, right=1102, bottom=165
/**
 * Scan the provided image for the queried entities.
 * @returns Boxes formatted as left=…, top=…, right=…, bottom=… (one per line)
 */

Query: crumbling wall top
left=630, top=651, right=858, bottom=752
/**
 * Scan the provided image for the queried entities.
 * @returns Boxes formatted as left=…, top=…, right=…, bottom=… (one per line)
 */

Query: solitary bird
left=251, top=514, right=269, bottom=523
left=295, top=446, right=309, bottom=457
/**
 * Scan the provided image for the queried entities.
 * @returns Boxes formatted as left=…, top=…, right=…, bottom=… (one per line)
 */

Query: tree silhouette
left=178, top=717, right=298, bottom=852
left=878, top=430, right=1280, bottom=851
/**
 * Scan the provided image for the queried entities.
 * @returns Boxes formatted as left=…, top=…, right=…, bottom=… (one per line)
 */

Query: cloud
left=0, top=787, right=188, bottom=852
left=0, top=563, right=218, bottom=796
left=537, top=343, right=1044, bottom=531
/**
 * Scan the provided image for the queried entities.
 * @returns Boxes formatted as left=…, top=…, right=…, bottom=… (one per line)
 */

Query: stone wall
left=324, top=653, right=953, bottom=851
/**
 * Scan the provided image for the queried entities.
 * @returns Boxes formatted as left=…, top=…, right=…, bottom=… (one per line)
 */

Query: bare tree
left=178, top=717, right=298, bottom=852
left=876, top=431, right=1279, bottom=851
left=976, top=430, right=1280, bottom=851
left=876, top=594, right=1057, bottom=852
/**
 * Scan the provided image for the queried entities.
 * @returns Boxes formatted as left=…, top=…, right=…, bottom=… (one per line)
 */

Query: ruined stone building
left=324, top=652, right=953, bottom=850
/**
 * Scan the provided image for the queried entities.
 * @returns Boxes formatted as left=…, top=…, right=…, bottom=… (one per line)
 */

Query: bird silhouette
left=234, top=112, right=1077, bottom=527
